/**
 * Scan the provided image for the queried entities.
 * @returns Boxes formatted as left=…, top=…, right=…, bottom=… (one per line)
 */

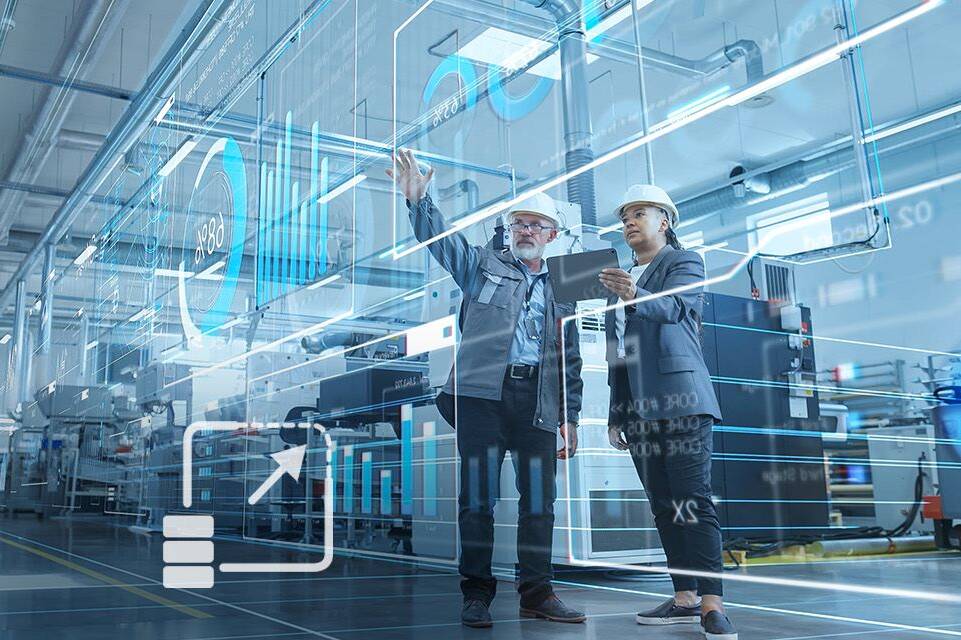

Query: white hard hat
left=508, top=192, right=564, bottom=230
left=615, top=184, right=679, bottom=227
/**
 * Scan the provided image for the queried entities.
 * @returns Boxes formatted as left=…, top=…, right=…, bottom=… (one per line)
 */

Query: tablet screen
left=547, top=248, right=621, bottom=303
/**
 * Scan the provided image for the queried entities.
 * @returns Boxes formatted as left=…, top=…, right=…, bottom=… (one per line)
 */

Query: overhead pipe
left=677, top=106, right=961, bottom=228
left=0, top=0, right=128, bottom=243
left=679, top=152, right=843, bottom=220
left=0, top=0, right=236, bottom=317
left=6, top=279, right=25, bottom=411
left=37, top=244, right=55, bottom=356
left=521, top=0, right=598, bottom=226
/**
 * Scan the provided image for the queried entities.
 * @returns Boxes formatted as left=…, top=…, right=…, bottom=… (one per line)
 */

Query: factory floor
left=0, top=516, right=957, bottom=639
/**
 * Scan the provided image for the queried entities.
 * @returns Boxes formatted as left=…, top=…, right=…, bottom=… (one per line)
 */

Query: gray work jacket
left=605, top=245, right=722, bottom=424
left=408, top=195, right=583, bottom=432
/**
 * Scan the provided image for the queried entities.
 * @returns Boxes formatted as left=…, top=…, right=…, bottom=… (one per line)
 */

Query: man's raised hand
left=386, top=148, right=434, bottom=204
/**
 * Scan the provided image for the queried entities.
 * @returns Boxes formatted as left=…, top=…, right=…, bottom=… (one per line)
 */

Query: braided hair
left=665, top=225, right=684, bottom=250
left=659, top=206, right=683, bottom=250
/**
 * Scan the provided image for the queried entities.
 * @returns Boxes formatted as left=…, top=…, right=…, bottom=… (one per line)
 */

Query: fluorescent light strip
left=864, top=100, right=961, bottom=143
left=73, top=244, right=97, bottom=266
left=84, top=340, right=97, bottom=351
left=0, top=334, right=10, bottom=345
left=395, top=1, right=942, bottom=260
left=403, top=290, right=425, bottom=302
left=157, top=137, right=197, bottom=177
left=307, top=274, right=342, bottom=290
left=154, top=93, right=176, bottom=124
left=318, top=174, right=366, bottom=204
left=156, top=267, right=196, bottom=278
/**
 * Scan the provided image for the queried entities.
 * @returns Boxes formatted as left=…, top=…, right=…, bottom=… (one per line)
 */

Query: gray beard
left=511, top=242, right=545, bottom=261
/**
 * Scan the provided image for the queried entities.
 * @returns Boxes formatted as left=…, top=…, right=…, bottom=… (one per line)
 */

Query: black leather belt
left=507, top=363, right=538, bottom=379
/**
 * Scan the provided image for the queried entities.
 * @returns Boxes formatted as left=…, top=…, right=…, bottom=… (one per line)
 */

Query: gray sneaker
left=636, top=597, right=701, bottom=625
left=702, top=610, right=738, bottom=639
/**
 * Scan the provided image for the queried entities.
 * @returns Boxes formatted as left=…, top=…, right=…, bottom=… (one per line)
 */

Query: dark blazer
left=605, top=245, right=722, bottom=425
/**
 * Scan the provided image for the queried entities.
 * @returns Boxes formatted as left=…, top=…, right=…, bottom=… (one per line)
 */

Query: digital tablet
left=547, top=248, right=621, bottom=303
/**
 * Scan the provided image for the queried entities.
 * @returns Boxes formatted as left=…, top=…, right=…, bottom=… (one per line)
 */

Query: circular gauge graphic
left=486, top=64, right=553, bottom=122
left=421, top=54, right=478, bottom=153
left=177, top=137, right=248, bottom=340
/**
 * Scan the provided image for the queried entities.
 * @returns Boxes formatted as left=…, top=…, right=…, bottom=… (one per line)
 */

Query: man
left=599, top=184, right=737, bottom=640
left=387, top=149, right=585, bottom=628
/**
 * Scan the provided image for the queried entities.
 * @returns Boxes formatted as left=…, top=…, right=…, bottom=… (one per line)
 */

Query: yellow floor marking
left=0, top=536, right=212, bottom=619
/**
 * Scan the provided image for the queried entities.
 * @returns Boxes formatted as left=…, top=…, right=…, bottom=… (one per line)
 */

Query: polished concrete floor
left=0, top=515, right=958, bottom=639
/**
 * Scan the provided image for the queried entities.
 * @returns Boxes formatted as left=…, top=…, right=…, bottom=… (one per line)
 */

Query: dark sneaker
left=519, top=594, right=586, bottom=623
left=461, top=599, right=492, bottom=628
left=636, top=597, right=701, bottom=625
left=702, top=610, right=738, bottom=639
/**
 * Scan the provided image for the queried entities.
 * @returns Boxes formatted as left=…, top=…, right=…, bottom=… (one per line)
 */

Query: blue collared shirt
left=508, top=258, right=548, bottom=366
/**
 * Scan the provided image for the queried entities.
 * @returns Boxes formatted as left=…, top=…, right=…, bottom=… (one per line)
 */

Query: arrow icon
left=248, top=445, right=307, bottom=505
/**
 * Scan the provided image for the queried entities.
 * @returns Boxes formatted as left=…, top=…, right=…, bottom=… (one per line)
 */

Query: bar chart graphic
left=256, top=112, right=330, bottom=306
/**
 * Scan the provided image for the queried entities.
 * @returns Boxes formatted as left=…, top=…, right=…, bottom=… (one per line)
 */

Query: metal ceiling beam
left=0, top=0, right=236, bottom=317
left=0, top=0, right=129, bottom=243
left=0, top=62, right=134, bottom=101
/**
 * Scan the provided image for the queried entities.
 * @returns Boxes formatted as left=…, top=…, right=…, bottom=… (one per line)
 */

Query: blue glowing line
left=291, top=180, right=299, bottom=292
left=424, top=426, right=437, bottom=517
left=343, top=448, right=353, bottom=514
left=309, top=121, right=319, bottom=281
left=298, top=184, right=307, bottom=285
left=282, top=112, right=292, bottom=294
left=401, top=406, right=413, bottom=515
left=706, top=321, right=957, bottom=359
left=257, top=161, right=266, bottom=304
left=272, top=139, right=282, bottom=301
left=361, top=454, right=372, bottom=514
left=380, top=470, right=392, bottom=516
left=318, top=155, right=329, bottom=275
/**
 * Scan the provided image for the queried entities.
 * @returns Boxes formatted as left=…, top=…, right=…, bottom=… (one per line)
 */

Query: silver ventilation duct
left=521, top=0, right=598, bottom=226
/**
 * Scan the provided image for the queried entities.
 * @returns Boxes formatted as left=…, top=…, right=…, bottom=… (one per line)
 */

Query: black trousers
left=452, top=373, right=557, bottom=607
left=614, top=365, right=724, bottom=596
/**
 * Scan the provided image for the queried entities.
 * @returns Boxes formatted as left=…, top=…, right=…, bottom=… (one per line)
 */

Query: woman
left=599, top=184, right=737, bottom=640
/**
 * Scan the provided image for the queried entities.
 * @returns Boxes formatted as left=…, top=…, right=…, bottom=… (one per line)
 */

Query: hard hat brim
left=508, top=209, right=563, bottom=229
left=616, top=199, right=679, bottom=224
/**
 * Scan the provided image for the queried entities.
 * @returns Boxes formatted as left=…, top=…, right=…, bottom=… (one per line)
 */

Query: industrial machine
left=931, top=401, right=961, bottom=549
left=138, top=362, right=249, bottom=531
left=24, top=383, right=142, bottom=516
left=2, top=404, right=47, bottom=518
left=703, top=293, right=829, bottom=540
left=866, top=424, right=938, bottom=533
